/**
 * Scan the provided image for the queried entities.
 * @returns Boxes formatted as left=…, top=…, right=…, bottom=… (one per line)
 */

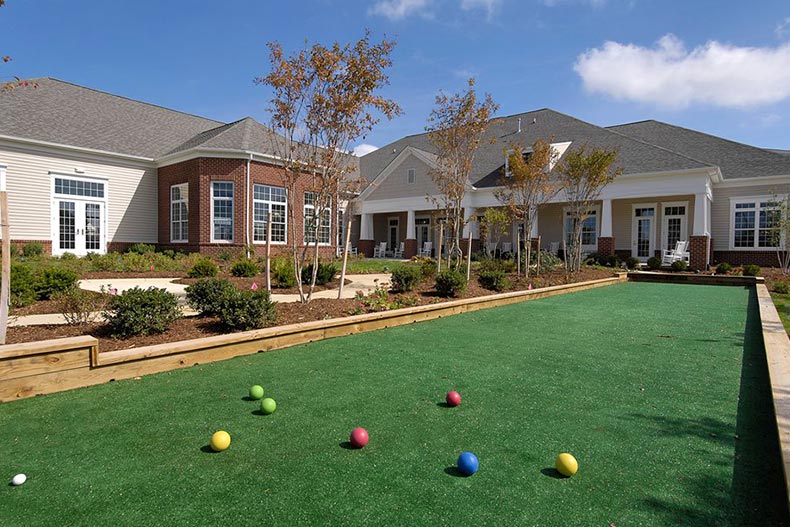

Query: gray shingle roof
left=608, top=120, right=790, bottom=179
left=165, top=117, right=284, bottom=156
left=360, top=109, right=709, bottom=189
left=0, top=78, right=223, bottom=158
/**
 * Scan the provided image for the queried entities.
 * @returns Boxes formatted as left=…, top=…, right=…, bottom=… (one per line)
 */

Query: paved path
left=10, top=273, right=392, bottom=327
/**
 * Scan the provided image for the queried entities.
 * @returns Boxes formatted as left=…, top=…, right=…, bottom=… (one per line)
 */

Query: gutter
left=246, top=156, right=252, bottom=256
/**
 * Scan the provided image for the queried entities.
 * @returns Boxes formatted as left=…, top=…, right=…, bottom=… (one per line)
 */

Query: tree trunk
left=437, top=225, right=443, bottom=274
left=338, top=214, right=353, bottom=299
left=466, top=231, right=472, bottom=281
left=536, top=236, right=541, bottom=275
left=524, top=220, right=530, bottom=279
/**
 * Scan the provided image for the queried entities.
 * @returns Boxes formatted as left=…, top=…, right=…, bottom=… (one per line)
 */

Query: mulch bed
left=6, top=268, right=617, bottom=352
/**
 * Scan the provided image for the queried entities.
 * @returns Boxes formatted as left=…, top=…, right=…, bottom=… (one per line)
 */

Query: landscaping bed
left=5, top=267, right=616, bottom=351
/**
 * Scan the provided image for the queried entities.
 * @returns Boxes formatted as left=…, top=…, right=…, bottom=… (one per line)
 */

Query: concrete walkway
left=10, top=273, right=392, bottom=327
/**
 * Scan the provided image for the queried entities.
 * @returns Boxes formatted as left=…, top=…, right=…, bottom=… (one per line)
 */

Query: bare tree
left=769, top=188, right=790, bottom=274
left=426, top=79, right=498, bottom=269
left=494, top=139, right=559, bottom=277
left=555, top=145, right=621, bottom=273
left=257, top=31, right=400, bottom=302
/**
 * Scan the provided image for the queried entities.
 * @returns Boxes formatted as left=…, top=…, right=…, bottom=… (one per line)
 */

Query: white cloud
left=353, top=143, right=379, bottom=157
left=460, top=0, right=502, bottom=18
left=368, top=0, right=433, bottom=21
left=574, top=34, right=790, bottom=109
left=760, top=113, right=782, bottom=126
left=543, top=0, right=606, bottom=7
left=777, top=17, right=790, bottom=39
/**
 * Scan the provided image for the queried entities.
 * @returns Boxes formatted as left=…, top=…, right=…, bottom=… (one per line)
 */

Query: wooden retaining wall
left=627, top=271, right=764, bottom=287
left=0, top=275, right=625, bottom=402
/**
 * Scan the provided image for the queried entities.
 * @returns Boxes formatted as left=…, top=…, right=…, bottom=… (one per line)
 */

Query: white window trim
left=728, top=195, right=783, bottom=251
left=49, top=173, right=109, bottom=256
left=210, top=181, right=234, bottom=244
left=170, top=183, right=188, bottom=243
left=304, top=192, right=332, bottom=246
left=562, top=205, right=601, bottom=251
left=252, top=184, right=287, bottom=245
left=661, top=200, right=688, bottom=252
left=406, top=168, right=416, bottom=184
left=388, top=216, right=400, bottom=252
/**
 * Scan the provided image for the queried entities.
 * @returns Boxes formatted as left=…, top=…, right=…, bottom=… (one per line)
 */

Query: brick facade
left=712, top=250, right=778, bottom=267
left=597, top=237, right=615, bottom=256
left=156, top=157, right=337, bottom=258
left=688, top=235, right=711, bottom=270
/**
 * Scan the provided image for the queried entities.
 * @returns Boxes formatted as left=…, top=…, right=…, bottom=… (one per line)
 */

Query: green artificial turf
left=1, top=282, right=787, bottom=526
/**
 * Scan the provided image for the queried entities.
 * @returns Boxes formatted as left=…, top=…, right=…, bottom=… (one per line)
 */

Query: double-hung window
left=564, top=209, right=598, bottom=247
left=732, top=198, right=781, bottom=249
left=304, top=191, right=331, bottom=245
left=253, top=184, right=287, bottom=243
left=170, top=184, right=188, bottom=243
left=211, top=181, right=234, bottom=242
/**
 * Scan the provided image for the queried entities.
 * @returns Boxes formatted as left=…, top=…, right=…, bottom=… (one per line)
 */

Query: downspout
left=245, top=156, right=251, bottom=258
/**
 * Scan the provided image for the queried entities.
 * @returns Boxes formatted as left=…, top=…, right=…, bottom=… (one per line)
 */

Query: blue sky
left=2, top=0, right=789, bottom=153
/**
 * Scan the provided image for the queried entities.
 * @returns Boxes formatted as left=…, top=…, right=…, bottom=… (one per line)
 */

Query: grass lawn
left=1, top=283, right=787, bottom=526
left=341, top=257, right=412, bottom=274
left=771, top=292, right=790, bottom=333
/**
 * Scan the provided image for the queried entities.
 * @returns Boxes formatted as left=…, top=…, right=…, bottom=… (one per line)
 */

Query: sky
left=2, top=0, right=790, bottom=155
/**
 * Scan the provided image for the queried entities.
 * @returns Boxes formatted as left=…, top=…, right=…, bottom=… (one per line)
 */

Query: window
left=564, top=210, right=598, bottom=247
left=54, top=177, right=104, bottom=198
left=662, top=203, right=687, bottom=251
left=253, top=184, right=287, bottom=243
left=504, top=150, right=533, bottom=177
left=304, top=191, right=331, bottom=245
left=407, top=168, right=415, bottom=184
left=211, top=181, right=234, bottom=242
left=731, top=199, right=780, bottom=249
left=170, top=184, right=188, bottom=242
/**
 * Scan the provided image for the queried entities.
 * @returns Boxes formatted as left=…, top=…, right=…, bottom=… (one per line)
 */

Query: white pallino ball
left=11, top=473, right=26, bottom=486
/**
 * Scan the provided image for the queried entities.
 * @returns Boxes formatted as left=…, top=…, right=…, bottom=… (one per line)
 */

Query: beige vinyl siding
left=0, top=144, right=157, bottom=244
left=367, top=155, right=439, bottom=200
left=711, top=183, right=784, bottom=251
left=537, top=203, right=565, bottom=245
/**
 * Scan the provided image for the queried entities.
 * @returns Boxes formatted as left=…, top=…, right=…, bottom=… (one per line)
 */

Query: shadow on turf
left=436, top=402, right=452, bottom=408
left=241, top=396, right=257, bottom=401
left=339, top=441, right=358, bottom=450
left=540, top=468, right=566, bottom=479
left=443, top=466, right=467, bottom=477
left=200, top=445, right=221, bottom=454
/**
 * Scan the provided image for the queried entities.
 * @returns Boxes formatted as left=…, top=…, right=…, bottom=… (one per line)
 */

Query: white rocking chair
left=419, top=241, right=433, bottom=257
left=392, top=241, right=405, bottom=259
left=373, top=241, right=388, bottom=258
left=661, top=241, right=690, bottom=266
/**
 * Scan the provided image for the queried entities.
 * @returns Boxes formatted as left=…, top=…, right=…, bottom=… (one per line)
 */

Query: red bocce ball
left=446, top=391, right=462, bottom=407
left=350, top=427, right=369, bottom=448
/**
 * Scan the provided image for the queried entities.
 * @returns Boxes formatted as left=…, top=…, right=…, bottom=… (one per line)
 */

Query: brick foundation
left=688, top=235, right=711, bottom=271
left=11, top=239, right=53, bottom=255
left=712, top=250, right=779, bottom=267
left=597, top=237, right=615, bottom=256
left=358, top=239, right=375, bottom=258
left=404, top=239, right=417, bottom=259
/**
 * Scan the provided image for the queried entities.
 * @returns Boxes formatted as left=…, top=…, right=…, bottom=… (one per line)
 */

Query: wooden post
left=265, top=217, right=272, bottom=293
left=0, top=178, right=9, bottom=345
left=466, top=232, right=472, bottom=281
left=436, top=223, right=443, bottom=274
left=516, top=225, right=521, bottom=277
left=536, top=235, right=541, bottom=275
left=338, top=214, right=353, bottom=299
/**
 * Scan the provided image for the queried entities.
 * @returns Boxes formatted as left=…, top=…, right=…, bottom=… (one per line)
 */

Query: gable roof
left=360, top=109, right=710, bottom=191
left=0, top=78, right=223, bottom=158
left=607, top=120, right=790, bottom=180
left=165, top=117, right=286, bottom=156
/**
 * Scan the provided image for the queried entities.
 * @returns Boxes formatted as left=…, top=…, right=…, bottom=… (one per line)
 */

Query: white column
left=406, top=209, right=416, bottom=239
left=693, top=193, right=710, bottom=236
left=360, top=213, right=374, bottom=240
left=600, top=199, right=613, bottom=238
left=462, top=207, right=478, bottom=238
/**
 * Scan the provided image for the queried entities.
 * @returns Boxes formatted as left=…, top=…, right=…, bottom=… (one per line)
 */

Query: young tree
left=769, top=188, right=790, bottom=275
left=426, top=79, right=498, bottom=269
left=494, top=139, right=559, bottom=277
left=555, top=145, right=621, bottom=273
left=257, top=31, right=400, bottom=303
left=479, top=207, right=509, bottom=257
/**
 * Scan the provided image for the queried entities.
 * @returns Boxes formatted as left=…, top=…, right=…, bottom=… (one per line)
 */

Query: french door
left=631, top=205, right=656, bottom=261
left=416, top=218, right=430, bottom=252
left=54, top=199, right=105, bottom=255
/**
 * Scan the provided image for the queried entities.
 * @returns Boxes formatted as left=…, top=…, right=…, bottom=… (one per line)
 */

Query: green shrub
left=22, top=242, right=44, bottom=258
left=416, top=257, right=437, bottom=279
left=59, top=252, right=77, bottom=260
left=585, top=252, right=620, bottom=267
left=185, top=278, right=235, bottom=316
left=104, top=287, right=181, bottom=338
left=35, top=267, right=78, bottom=300
left=715, top=262, right=732, bottom=275
left=478, top=270, right=510, bottom=292
left=188, top=259, right=219, bottom=278
left=52, top=287, right=108, bottom=325
left=479, top=257, right=516, bottom=274
left=272, top=257, right=297, bottom=288
left=625, top=256, right=641, bottom=270
left=127, top=243, right=156, bottom=255
left=4, top=244, right=18, bottom=259
left=529, top=249, right=562, bottom=273
left=9, top=264, right=37, bottom=307
left=435, top=269, right=466, bottom=297
left=301, top=262, right=338, bottom=286
left=390, top=266, right=422, bottom=292
left=231, top=259, right=259, bottom=278
left=743, top=264, right=761, bottom=277
left=671, top=260, right=688, bottom=272
left=647, top=256, right=662, bottom=270
left=217, top=289, right=277, bottom=331
left=774, top=281, right=790, bottom=294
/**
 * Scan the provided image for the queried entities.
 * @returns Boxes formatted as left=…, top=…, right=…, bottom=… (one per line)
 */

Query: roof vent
left=517, top=118, right=521, bottom=133
left=532, top=118, right=537, bottom=124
